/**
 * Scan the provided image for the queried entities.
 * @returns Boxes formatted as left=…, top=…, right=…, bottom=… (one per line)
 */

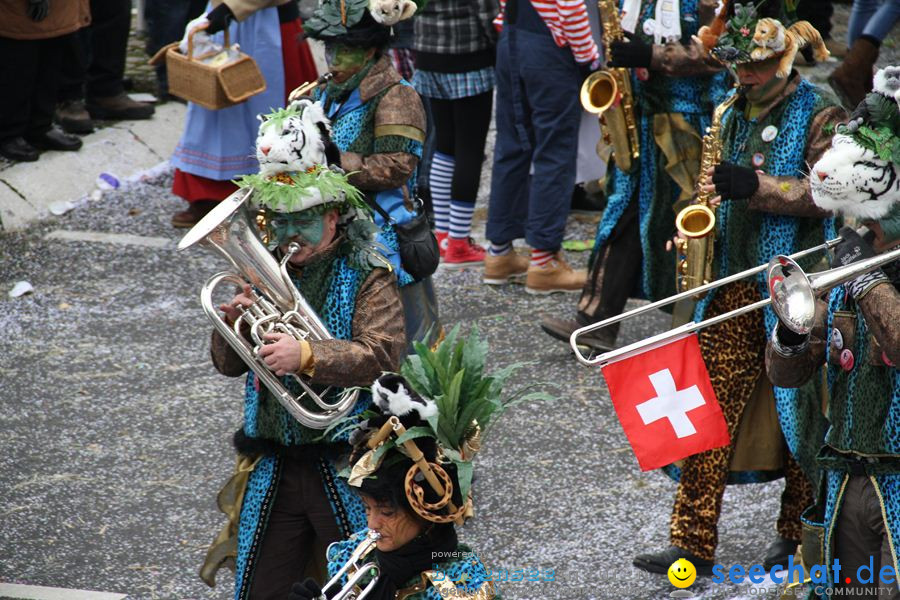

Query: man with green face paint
left=206, top=162, right=408, bottom=599
left=303, top=0, right=440, bottom=353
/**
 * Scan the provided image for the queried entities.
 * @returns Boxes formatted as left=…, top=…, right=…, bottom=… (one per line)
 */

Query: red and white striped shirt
left=493, top=0, right=600, bottom=64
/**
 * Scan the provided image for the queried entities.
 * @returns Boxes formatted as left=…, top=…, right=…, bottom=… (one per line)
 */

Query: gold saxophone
left=580, top=0, right=640, bottom=173
left=674, top=92, right=740, bottom=295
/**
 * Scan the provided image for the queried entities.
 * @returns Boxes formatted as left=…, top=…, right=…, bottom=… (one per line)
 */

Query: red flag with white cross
left=600, top=333, right=730, bottom=471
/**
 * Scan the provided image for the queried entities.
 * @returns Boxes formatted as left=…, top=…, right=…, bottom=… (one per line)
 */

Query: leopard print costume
left=670, top=282, right=813, bottom=560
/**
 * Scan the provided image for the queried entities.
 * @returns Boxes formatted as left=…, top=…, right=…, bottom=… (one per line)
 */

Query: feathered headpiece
left=338, top=326, right=552, bottom=524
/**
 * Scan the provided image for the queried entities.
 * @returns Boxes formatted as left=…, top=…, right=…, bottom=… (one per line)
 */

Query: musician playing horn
left=633, top=3, right=846, bottom=576
left=766, top=100, right=900, bottom=598
left=541, top=0, right=729, bottom=350
left=202, top=146, right=406, bottom=598
left=289, top=357, right=506, bottom=600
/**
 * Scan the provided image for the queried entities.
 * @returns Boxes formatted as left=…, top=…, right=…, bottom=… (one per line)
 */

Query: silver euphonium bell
left=178, top=188, right=359, bottom=429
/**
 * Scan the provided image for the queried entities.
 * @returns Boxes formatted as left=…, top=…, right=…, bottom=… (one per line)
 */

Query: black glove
left=831, top=226, right=876, bottom=269
left=205, top=3, right=235, bottom=35
left=288, top=578, right=326, bottom=600
left=316, top=123, right=342, bottom=167
left=608, top=32, right=653, bottom=69
left=27, top=0, right=50, bottom=21
left=712, top=162, right=759, bottom=200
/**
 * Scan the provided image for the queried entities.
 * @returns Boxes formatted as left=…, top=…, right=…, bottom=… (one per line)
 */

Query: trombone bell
left=767, top=255, right=817, bottom=335
left=580, top=71, right=618, bottom=114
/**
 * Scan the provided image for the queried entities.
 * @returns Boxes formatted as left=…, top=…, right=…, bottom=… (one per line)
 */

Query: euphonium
left=580, top=0, right=640, bottom=173
left=177, top=188, right=359, bottom=429
left=674, top=92, right=740, bottom=295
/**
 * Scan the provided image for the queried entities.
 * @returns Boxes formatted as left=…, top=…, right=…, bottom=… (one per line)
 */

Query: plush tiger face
left=810, top=134, right=900, bottom=220
left=255, top=99, right=331, bottom=177
left=750, top=18, right=786, bottom=58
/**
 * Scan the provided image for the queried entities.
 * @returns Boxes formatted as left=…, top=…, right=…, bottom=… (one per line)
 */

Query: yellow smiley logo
left=667, top=558, right=696, bottom=588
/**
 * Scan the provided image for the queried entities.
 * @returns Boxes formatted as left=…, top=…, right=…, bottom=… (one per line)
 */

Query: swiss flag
left=600, top=334, right=730, bottom=471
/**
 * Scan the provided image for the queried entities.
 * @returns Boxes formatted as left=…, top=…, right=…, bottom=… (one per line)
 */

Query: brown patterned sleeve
left=343, top=84, right=425, bottom=192
left=748, top=105, right=846, bottom=218
left=210, top=328, right=250, bottom=377
left=765, top=299, right=829, bottom=388
left=306, top=268, right=407, bottom=387
left=343, top=151, right=420, bottom=192
left=857, top=281, right=900, bottom=367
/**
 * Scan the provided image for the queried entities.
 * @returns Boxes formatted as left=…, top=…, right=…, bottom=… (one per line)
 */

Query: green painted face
left=324, top=43, right=369, bottom=72
left=266, top=211, right=326, bottom=249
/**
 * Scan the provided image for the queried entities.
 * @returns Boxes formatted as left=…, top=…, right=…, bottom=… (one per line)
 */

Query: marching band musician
left=289, top=365, right=503, bottom=600
left=766, top=107, right=900, bottom=597
left=302, top=0, right=441, bottom=351
left=541, top=0, right=729, bottom=351
left=633, top=4, right=846, bottom=575
left=202, top=150, right=406, bottom=598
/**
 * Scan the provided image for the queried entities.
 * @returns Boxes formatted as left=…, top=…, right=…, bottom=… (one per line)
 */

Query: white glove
left=179, top=15, right=211, bottom=56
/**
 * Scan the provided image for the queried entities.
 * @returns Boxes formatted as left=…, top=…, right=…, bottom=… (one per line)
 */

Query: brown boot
left=172, top=200, right=218, bottom=228
left=87, top=92, right=155, bottom=121
left=540, top=315, right=617, bottom=353
left=483, top=252, right=529, bottom=284
left=828, top=37, right=879, bottom=108
left=525, top=251, right=586, bottom=294
left=56, top=100, right=94, bottom=134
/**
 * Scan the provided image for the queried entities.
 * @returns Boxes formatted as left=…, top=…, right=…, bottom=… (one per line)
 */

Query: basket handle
left=187, top=22, right=231, bottom=62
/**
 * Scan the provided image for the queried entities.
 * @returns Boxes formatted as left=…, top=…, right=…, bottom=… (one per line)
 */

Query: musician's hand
left=711, top=162, right=759, bottom=200
left=219, top=284, right=255, bottom=326
left=288, top=577, right=325, bottom=600
left=831, top=226, right=876, bottom=268
left=608, top=32, right=653, bottom=69
left=259, top=333, right=312, bottom=376
left=665, top=230, right=687, bottom=252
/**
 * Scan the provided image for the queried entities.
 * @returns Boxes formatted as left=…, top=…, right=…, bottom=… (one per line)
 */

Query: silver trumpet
left=322, top=530, right=381, bottom=600
left=571, top=231, right=900, bottom=366
left=178, top=188, right=359, bottom=429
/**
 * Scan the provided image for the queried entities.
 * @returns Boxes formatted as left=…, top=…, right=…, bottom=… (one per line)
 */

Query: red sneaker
left=444, top=236, right=486, bottom=267
left=435, top=231, right=449, bottom=258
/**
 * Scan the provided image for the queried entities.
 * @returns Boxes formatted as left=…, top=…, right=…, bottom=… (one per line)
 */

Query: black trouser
left=577, top=194, right=642, bottom=339
left=429, top=90, right=494, bottom=201
left=143, top=0, right=207, bottom=93
left=247, top=455, right=343, bottom=600
left=58, top=0, right=132, bottom=101
left=0, top=34, right=69, bottom=141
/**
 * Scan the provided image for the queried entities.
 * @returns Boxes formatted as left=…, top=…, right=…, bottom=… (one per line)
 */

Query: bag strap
left=364, top=194, right=425, bottom=225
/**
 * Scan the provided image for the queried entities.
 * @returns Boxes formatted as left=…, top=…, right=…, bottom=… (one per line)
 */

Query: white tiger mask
left=368, top=0, right=417, bottom=26
left=810, top=134, right=900, bottom=220
left=255, top=99, right=331, bottom=177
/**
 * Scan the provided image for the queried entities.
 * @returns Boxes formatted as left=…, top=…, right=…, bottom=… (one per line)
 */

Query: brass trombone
left=570, top=233, right=900, bottom=366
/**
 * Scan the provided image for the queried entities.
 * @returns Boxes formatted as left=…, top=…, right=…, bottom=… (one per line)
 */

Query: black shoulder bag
left=367, top=196, right=440, bottom=281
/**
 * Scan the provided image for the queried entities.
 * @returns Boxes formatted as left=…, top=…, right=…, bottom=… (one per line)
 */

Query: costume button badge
left=831, top=328, right=844, bottom=351
left=761, top=125, right=778, bottom=142
left=884, top=351, right=895, bottom=367
left=643, top=18, right=657, bottom=35
left=752, top=152, right=766, bottom=167
left=840, top=349, right=855, bottom=371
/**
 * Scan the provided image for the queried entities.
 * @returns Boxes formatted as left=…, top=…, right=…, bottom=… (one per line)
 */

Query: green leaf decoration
left=235, top=165, right=368, bottom=214
left=866, top=92, right=900, bottom=132
left=303, top=0, right=371, bottom=37
left=855, top=125, right=897, bottom=162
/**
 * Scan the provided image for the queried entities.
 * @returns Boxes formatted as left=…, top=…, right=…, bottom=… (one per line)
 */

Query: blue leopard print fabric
left=234, top=455, right=277, bottom=600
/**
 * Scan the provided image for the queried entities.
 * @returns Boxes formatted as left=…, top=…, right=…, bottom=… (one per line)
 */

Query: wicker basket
left=150, top=28, right=266, bottom=110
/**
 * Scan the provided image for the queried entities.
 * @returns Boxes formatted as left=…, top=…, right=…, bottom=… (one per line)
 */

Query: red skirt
left=174, top=17, right=319, bottom=203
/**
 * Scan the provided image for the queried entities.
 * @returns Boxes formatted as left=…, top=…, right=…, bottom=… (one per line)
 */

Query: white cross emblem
left=635, top=369, right=706, bottom=438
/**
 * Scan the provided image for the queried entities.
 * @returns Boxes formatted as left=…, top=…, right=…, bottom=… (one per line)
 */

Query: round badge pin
left=761, top=125, right=778, bottom=143
left=643, top=18, right=657, bottom=36
left=840, top=349, right=855, bottom=372
left=883, top=351, right=895, bottom=368
left=831, top=328, right=844, bottom=351
left=752, top=152, right=766, bottom=167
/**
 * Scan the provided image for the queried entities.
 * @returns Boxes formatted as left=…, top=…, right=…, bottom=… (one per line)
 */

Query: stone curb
left=0, top=101, right=186, bottom=231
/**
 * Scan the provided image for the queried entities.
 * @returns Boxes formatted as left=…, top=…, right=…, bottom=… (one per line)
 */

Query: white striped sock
left=430, top=152, right=454, bottom=233
left=449, top=200, right=476, bottom=239
left=530, top=249, right=554, bottom=267
left=489, top=242, right=512, bottom=256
